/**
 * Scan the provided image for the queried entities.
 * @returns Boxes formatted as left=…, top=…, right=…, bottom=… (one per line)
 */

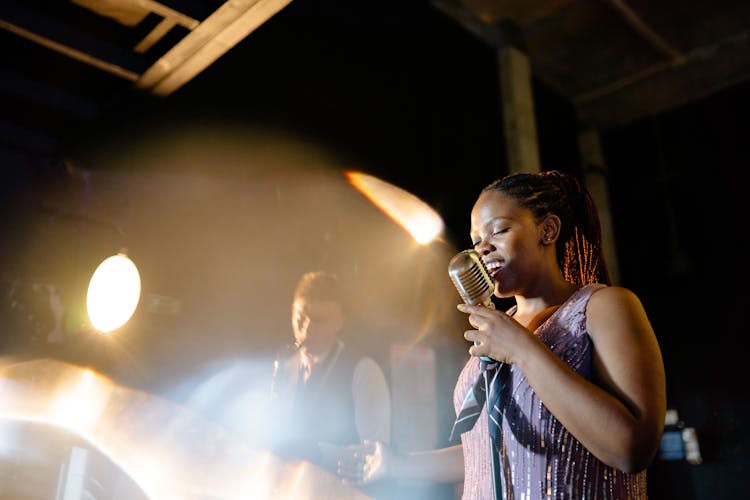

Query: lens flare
left=345, top=170, right=444, bottom=244
left=0, top=359, right=370, bottom=499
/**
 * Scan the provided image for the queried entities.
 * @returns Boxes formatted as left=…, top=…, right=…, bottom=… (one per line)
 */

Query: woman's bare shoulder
left=586, top=285, right=651, bottom=335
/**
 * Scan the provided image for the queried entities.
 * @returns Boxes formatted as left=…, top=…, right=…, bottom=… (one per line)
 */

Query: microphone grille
left=448, top=249, right=494, bottom=306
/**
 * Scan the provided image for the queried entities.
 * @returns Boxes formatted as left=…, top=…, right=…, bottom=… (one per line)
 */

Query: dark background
left=2, top=0, right=749, bottom=498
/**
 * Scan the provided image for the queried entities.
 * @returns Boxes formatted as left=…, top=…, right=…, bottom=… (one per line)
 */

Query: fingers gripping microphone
left=448, top=249, right=495, bottom=309
left=449, top=249, right=496, bottom=362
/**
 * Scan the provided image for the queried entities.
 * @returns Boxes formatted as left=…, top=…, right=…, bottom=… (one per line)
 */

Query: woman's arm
left=336, top=441, right=464, bottom=485
left=388, top=444, right=465, bottom=482
left=463, top=286, right=666, bottom=473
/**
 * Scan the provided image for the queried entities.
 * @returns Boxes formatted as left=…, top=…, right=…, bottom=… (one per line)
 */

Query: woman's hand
left=457, top=303, right=529, bottom=364
left=327, top=439, right=392, bottom=485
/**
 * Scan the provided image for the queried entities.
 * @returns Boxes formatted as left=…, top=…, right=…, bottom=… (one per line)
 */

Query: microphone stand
left=270, top=342, right=300, bottom=400
left=481, top=359, right=503, bottom=500
left=479, top=295, right=502, bottom=500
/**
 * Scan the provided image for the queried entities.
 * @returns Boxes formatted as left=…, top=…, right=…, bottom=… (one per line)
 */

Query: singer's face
left=292, top=297, right=344, bottom=356
left=470, top=190, right=546, bottom=295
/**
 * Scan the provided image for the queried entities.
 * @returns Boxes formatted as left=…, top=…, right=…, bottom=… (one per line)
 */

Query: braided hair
left=482, top=170, right=610, bottom=286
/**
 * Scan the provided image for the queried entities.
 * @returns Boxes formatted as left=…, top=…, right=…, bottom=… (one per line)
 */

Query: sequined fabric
left=453, top=284, right=648, bottom=499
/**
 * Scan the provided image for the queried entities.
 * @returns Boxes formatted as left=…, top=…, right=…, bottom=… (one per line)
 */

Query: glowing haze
left=2, top=123, right=470, bottom=497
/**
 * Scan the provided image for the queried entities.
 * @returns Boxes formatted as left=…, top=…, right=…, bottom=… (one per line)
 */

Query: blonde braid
left=563, top=227, right=602, bottom=286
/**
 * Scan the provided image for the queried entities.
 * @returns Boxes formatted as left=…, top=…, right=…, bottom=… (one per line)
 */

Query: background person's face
left=291, top=297, right=344, bottom=356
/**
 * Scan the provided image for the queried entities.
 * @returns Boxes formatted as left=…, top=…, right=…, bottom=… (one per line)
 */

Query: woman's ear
left=540, top=215, right=561, bottom=245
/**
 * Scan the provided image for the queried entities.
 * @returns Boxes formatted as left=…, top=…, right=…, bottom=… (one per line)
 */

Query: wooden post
left=578, top=127, right=621, bottom=285
left=498, top=44, right=541, bottom=174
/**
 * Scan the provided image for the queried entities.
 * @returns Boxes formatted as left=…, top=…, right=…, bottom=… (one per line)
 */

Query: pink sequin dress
left=453, top=284, right=648, bottom=499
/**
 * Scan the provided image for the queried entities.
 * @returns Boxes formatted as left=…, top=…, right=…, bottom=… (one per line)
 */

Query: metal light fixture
left=86, top=251, right=141, bottom=333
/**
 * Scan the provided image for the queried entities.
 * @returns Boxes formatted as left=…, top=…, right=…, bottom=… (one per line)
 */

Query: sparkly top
left=453, top=284, right=648, bottom=499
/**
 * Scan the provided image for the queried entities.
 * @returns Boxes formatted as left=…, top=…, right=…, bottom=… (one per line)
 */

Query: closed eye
left=471, top=226, right=510, bottom=247
left=472, top=228, right=509, bottom=247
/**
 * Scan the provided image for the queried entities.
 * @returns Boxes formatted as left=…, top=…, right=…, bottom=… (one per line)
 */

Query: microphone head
left=448, top=249, right=495, bottom=307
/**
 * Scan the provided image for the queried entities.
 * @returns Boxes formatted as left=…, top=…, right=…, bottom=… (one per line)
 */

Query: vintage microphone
left=448, top=248, right=503, bottom=500
left=448, top=248, right=495, bottom=309
left=448, top=248, right=497, bottom=362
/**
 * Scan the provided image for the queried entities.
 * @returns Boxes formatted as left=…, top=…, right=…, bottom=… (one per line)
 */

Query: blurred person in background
left=271, top=270, right=393, bottom=495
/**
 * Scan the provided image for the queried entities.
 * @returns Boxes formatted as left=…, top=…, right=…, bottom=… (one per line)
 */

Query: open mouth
left=484, top=259, right=503, bottom=281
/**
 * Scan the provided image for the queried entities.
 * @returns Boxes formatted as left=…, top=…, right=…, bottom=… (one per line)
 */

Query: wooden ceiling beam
left=604, top=0, right=681, bottom=60
left=137, top=0, right=200, bottom=29
left=145, top=0, right=216, bottom=22
left=136, top=0, right=295, bottom=96
left=0, top=3, right=145, bottom=81
left=133, top=17, right=178, bottom=54
left=575, top=30, right=750, bottom=127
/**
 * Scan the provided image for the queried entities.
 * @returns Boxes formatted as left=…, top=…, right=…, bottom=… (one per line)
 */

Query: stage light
left=86, top=252, right=141, bottom=333
left=345, top=170, right=444, bottom=244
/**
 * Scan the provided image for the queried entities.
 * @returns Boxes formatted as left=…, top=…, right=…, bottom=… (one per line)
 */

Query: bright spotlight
left=87, top=252, right=141, bottom=333
left=345, top=171, right=444, bottom=244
